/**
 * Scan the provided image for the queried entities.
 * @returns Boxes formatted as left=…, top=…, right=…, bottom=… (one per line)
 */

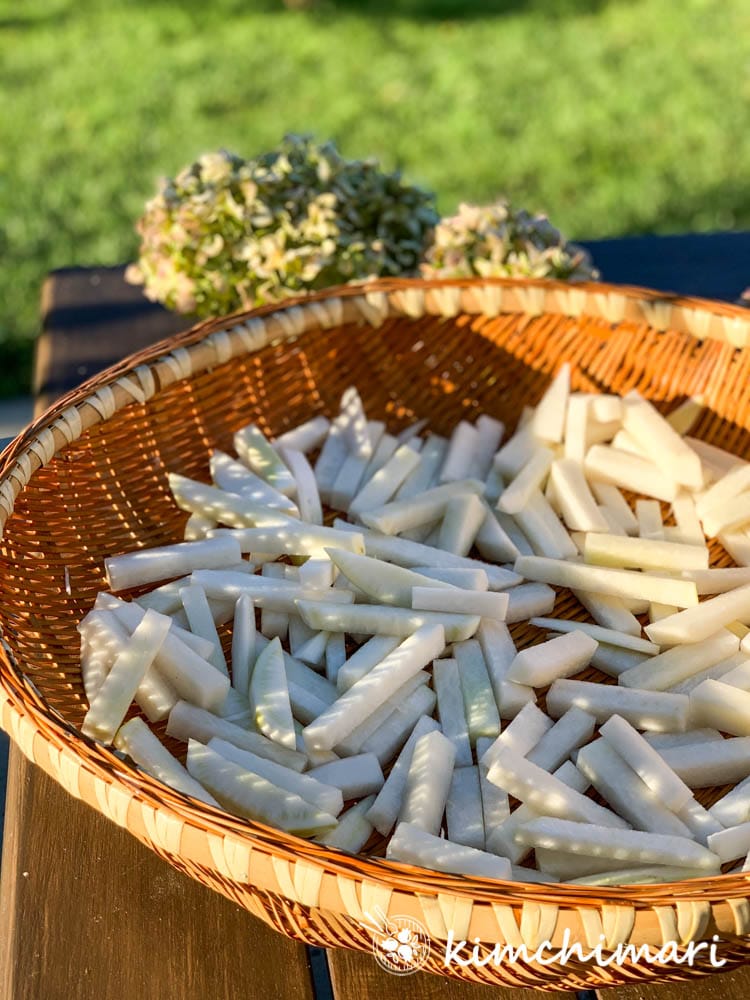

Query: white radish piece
left=679, top=567, right=750, bottom=595
left=234, top=425, right=297, bottom=495
left=210, top=451, right=299, bottom=514
left=659, top=738, right=750, bottom=787
left=505, top=583, right=556, bottom=623
left=445, top=766, right=485, bottom=850
left=589, top=643, right=650, bottom=679
left=324, top=632, right=346, bottom=685
left=326, top=548, right=454, bottom=608
left=105, top=535, right=242, bottom=593
left=273, top=415, right=330, bottom=454
left=495, top=511, right=534, bottom=556
left=643, top=729, right=723, bottom=750
left=696, top=462, right=750, bottom=521
left=361, top=428, right=396, bottom=480
left=314, top=415, right=349, bottom=504
left=360, top=480, right=484, bottom=536
left=665, top=395, right=703, bottom=435
left=293, top=630, right=329, bottom=667
left=438, top=493, right=486, bottom=557
left=412, top=587, right=508, bottom=621
left=622, top=394, right=704, bottom=490
left=515, top=555, right=699, bottom=608
left=249, top=636, right=296, bottom=749
left=514, top=816, right=719, bottom=871
left=531, top=363, right=570, bottom=443
left=710, top=774, right=750, bottom=827
left=339, top=386, right=372, bottom=459
left=584, top=445, right=678, bottom=504
left=497, top=447, right=555, bottom=515
left=336, top=636, right=401, bottom=692
left=599, top=715, right=694, bottom=810
left=473, top=503, right=519, bottom=563
left=433, top=657, right=472, bottom=766
left=288, top=681, right=331, bottom=725
left=168, top=474, right=293, bottom=529
left=719, top=530, right=750, bottom=567
left=583, top=533, right=709, bottom=572
left=307, top=754, right=384, bottom=800
left=507, top=630, right=598, bottom=688
left=193, top=570, right=353, bottom=614
left=440, top=421, right=480, bottom=482
left=513, top=490, right=578, bottom=560
left=526, top=707, right=596, bottom=772
left=411, top=567, right=489, bottom=590
left=332, top=670, right=430, bottom=756
left=454, top=640, right=501, bottom=743
left=549, top=459, right=609, bottom=532
left=649, top=602, right=678, bottom=623
left=395, top=434, right=447, bottom=500
left=618, top=630, right=739, bottom=691
left=670, top=495, right=704, bottom=547
left=689, top=679, right=750, bottom=736
left=348, top=444, right=421, bottom=517
left=476, top=620, right=535, bottom=719
left=387, top=822, right=511, bottom=880
left=359, top=685, right=437, bottom=766
left=399, top=730, right=456, bottom=835
left=209, top=738, right=343, bottom=816
left=277, top=446, right=323, bottom=525
left=295, top=600, right=477, bottom=643
left=302, top=625, right=445, bottom=751
left=114, top=718, right=220, bottom=807
left=546, top=679, right=689, bottom=732
left=635, top=499, right=665, bottom=540
left=184, top=513, right=218, bottom=540
left=645, top=585, right=750, bottom=645
left=215, top=524, right=365, bottom=560
left=701, top=493, right=750, bottom=538
left=136, top=576, right=192, bottom=615
left=328, top=427, right=383, bottom=512
left=180, top=585, right=228, bottom=674
left=480, top=701, right=553, bottom=769
left=589, top=482, right=638, bottom=535
left=365, top=715, right=441, bottom=836
left=476, top=736, right=510, bottom=830
left=530, top=617, right=658, bottom=655
left=186, top=740, right=336, bottom=835
left=707, top=823, right=750, bottom=863
left=316, top=795, right=376, bottom=853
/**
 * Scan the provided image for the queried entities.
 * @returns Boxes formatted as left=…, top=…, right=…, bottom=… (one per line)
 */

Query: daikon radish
left=412, top=586, right=508, bottom=621
left=327, top=548, right=454, bottom=608
left=454, top=640, right=501, bottom=743
left=105, top=535, right=242, bottom=593
left=95, top=593, right=213, bottom=660
left=618, top=630, right=739, bottom=691
left=667, top=652, right=747, bottom=696
left=349, top=444, right=421, bottom=517
left=180, top=585, right=228, bottom=674
left=316, top=795, right=376, bottom=853
left=233, top=425, right=297, bottom=495
left=707, top=823, right=750, bottom=863
left=680, top=567, right=750, bottom=595
left=136, top=576, right=192, bottom=615
left=710, top=774, right=750, bottom=827
left=324, top=632, right=346, bottom=685
left=193, top=570, right=353, bottom=614
left=335, top=669, right=430, bottom=756
left=359, top=683, right=436, bottom=766
left=395, top=434, right=447, bottom=500
left=487, top=747, right=629, bottom=828
left=689, top=679, right=750, bottom=736
left=360, top=479, right=484, bottom=536
left=314, top=414, right=349, bottom=504
left=526, top=707, right=596, bottom=772
left=514, top=490, right=578, bottom=561
left=597, top=506, right=627, bottom=537
left=688, top=436, right=746, bottom=482
left=494, top=425, right=538, bottom=479
left=297, top=559, right=334, bottom=591
left=217, top=525, right=365, bottom=562
left=387, top=821, right=511, bottom=880
left=468, top=415, right=505, bottom=480
left=670, top=495, right=704, bottom=547
left=569, top=866, right=711, bottom=886
left=169, top=474, right=294, bottom=529
left=589, top=482, right=638, bottom=536
left=249, top=636, right=296, bottom=749
left=507, top=630, right=597, bottom=688
left=622, top=394, right=703, bottom=490
left=433, top=658, right=472, bottom=766
left=531, top=617, right=657, bottom=655
left=505, top=583, right=556, bottom=623
left=584, top=533, right=709, bottom=573
left=599, top=715, right=693, bottom=810
left=302, top=625, right=445, bottom=751
left=209, top=738, right=343, bottom=815
left=649, top=602, right=678, bottom=623
left=438, top=493, right=486, bottom=557
left=336, top=636, right=401, bottom=692
left=719, top=530, right=750, bottom=566
left=361, top=429, right=397, bottom=480
left=563, top=394, right=590, bottom=464
left=674, top=797, right=723, bottom=847
left=296, top=600, right=478, bottom=643
left=288, top=681, right=331, bottom=725
left=701, top=493, right=750, bottom=538
left=365, top=715, right=441, bottom=836
left=549, top=459, right=609, bottom=532
left=329, top=423, right=384, bottom=512
left=515, top=816, right=720, bottom=871
left=716, top=655, right=750, bottom=689
left=399, top=730, right=456, bottom=835
left=307, top=754, right=384, bottom=799
left=495, top=512, right=535, bottom=557
left=531, top=363, right=570, bottom=443
left=660, top=738, right=750, bottom=787
left=186, top=740, right=336, bottom=835
left=294, top=630, right=329, bottom=667
left=184, top=513, right=217, bottom=540
left=584, top=446, right=678, bottom=504
left=473, top=503, right=519, bottom=563
left=210, top=451, right=299, bottom=514
left=445, top=766, right=485, bottom=850
left=440, top=421, right=480, bottom=483
left=644, top=729, right=723, bottom=750
left=273, top=415, right=330, bottom=454
left=515, top=554, right=698, bottom=608
left=612, top=428, right=647, bottom=459
left=497, top=447, right=555, bottom=514
left=277, top=446, right=323, bottom=525
left=476, top=620, right=535, bottom=718
left=476, top=736, right=510, bottom=830
left=645, top=584, right=750, bottom=645
left=665, top=395, right=703, bottom=435
left=114, top=718, right=220, bottom=806
left=589, top=643, right=650, bottom=678
left=167, top=701, right=306, bottom=771
left=411, top=567, right=489, bottom=590
left=339, top=386, right=372, bottom=459
left=546, top=679, right=689, bottom=732
left=696, top=462, right=750, bottom=521
left=480, top=702, right=552, bottom=770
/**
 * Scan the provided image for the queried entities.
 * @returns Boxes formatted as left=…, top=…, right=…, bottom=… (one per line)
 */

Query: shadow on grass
left=310, top=0, right=610, bottom=19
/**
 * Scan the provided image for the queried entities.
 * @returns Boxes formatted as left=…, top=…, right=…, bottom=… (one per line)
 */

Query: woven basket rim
left=4, top=275, right=750, bottom=911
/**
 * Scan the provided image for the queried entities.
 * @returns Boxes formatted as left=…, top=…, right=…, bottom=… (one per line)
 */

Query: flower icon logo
left=365, top=909, right=431, bottom=976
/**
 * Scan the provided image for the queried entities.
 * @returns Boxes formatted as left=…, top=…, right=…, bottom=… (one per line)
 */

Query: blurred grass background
left=1, top=0, right=749, bottom=398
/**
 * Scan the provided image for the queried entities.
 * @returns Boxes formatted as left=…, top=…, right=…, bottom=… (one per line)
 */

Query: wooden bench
left=3, top=242, right=750, bottom=998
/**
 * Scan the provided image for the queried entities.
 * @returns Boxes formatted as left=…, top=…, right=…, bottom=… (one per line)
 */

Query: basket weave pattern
left=3, top=277, right=750, bottom=990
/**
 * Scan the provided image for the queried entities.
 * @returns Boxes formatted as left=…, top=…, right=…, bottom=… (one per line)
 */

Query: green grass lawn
left=1, top=0, right=749, bottom=397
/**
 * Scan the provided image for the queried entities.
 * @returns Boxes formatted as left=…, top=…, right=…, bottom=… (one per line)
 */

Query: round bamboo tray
left=2, top=276, right=750, bottom=991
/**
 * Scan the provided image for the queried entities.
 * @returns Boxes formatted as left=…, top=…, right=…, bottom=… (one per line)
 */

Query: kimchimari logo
left=364, top=908, right=431, bottom=976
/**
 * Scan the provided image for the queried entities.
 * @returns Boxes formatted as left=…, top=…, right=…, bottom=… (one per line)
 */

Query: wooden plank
left=0, top=750, right=316, bottom=1000
left=594, top=964, right=750, bottom=1000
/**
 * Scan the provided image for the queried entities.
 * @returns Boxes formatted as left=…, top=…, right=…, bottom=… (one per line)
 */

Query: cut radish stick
left=645, top=584, right=750, bottom=645
left=324, top=632, right=346, bottom=684
left=618, top=630, right=739, bottom=691
left=387, top=822, right=511, bottom=880
left=584, top=445, right=678, bottom=504
left=184, top=514, right=217, bottom=540
left=193, top=570, right=353, bottom=614
left=210, top=451, right=299, bottom=514
left=433, top=657, right=472, bottom=766
left=497, top=447, right=554, bottom=515
left=526, top=707, right=596, bottom=772
left=701, top=493, right=750, bottom=538
left=316, top=795, right=377, bottom=853
left=599, top=715, right=694, bottom=810
left=514, top=816, right=720, bottom=871
left=307, top=754, right=384, bottom=799
left=360, top=480, right=484, bottom=536
left=336, top=636, right=401, bottom=692
left=531, top=363, right=570, bottom=443
left=440, top=421, right=480, bottom=483
left=707, top=823, right=750, bottom=863
left=349, top=444, right=421, bottom=517
left=719, top=530, right=750, bottom=567
left=233, top=425, right=297, bottom=495
left=667, top=654, right=746, bottom=695
left=359, top=684, right=437, bottom=766
left=476, top=736, right=510, bottom=830
left=546, top=679, right=689, bottom=732
left=293, top=631, right=329, bottom=668
left=589, top=482, right=638, bottom=535
left=643, top=729, right=723, bottom=750
left=584, top=533, right=709, bottom=572
left=486, top=747, right=629, bottom=828
left=412, top=587, right=508, bottom=621
left=515, top=554, right=699, bottom=608
left=169, top=474, right=294, bottom=529
left=514, top=490, right=578, bottom=560
left=105, top=535, right=242, bottom=593
left=335, top=672, right=430, bottom=756
left=679, top=567, right=750, bottom=595
left=411, top=567, right=489, bottom=590
left=288, top=681, right=331, bottom=725
left=329, top=423, right=384, bottom=512
left=186, top=740, right=336, bottom=835
left=480, top=701, right=553, bottom=768
left=302, top=625, right=445, bottom=751
left=666, top=395, right=703, bottom=435
left=446, top=766, right=485, bottom=850
left=468, top=415, right=505, bottom=480
left=399, top=730, right=456, bottom=835
left=180, top=584, right=228, bottom=674
left=362, top=429, right=397, bottom=480
left=635, top=499, right=664, bottom=540
left=326, top=548, right=454, bottom=608
left=659, top=738, right=750, bottom=787
left=438, top=493, right=486, bottom=557
left=295, top=601, right=477, bottom=643
left=277, top=446, right=323, bottom=525
left=315, top=415, right=349, bottom=504
left=495, top=511, right=534, bottom=556
left=696, top=463, right=750, bottom=521
left=136, top=576, right=192, bottom=615
left=507, top=630, right=598, bottom=688
left=494, top=425, right=539, bottom=479
left=530, top=617, right=658, bottom=655
left=476, top=620, right=535, bottom=719
left=649, top=602, right=678, bottom=623
left=710, top=774, right=750, bottom=827
left=549, top=459, right=609, bottom=532
left=689, top=679, right=750, bottom=736
left=589, top=643, right=650, bottom=679
left=214, top=524, right=365, bottom=560
left=563, top=393, right=590, bottom=464
left=395, top=434, right=447, bottom=500
left=209, top=738, right=343, bottom=816
left=622, top=394, right=704, bottom=491
left=474, top=503, right=519, bottom=563
left=339, top=386, right=372, bottom=459
left=505, top=583, right=556, bottom=623
left=273, top=415, right=330, bottom=454
left=454, top=640, right=501, bottom=743
left=670, top=495, right=704, bottom=547
left=249, top=636, right=296, bottom=749
left=114, top=718, right=220, bottom=807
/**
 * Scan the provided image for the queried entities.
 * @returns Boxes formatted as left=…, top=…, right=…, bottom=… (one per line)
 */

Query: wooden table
left=3, top=236, right=750, bottom=999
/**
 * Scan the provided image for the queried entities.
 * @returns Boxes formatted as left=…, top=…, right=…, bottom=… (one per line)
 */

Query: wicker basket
left=3, top=276, right=750, bottom=992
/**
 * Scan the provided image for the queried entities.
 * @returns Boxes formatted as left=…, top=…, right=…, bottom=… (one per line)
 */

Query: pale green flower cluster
left=127, top=136, right=438, bottom=317
left=420, top=200, right=599, bottom=283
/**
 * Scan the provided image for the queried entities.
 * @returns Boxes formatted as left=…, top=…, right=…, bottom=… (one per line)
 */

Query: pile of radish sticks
left=78, top=374, right=750, bottom=885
